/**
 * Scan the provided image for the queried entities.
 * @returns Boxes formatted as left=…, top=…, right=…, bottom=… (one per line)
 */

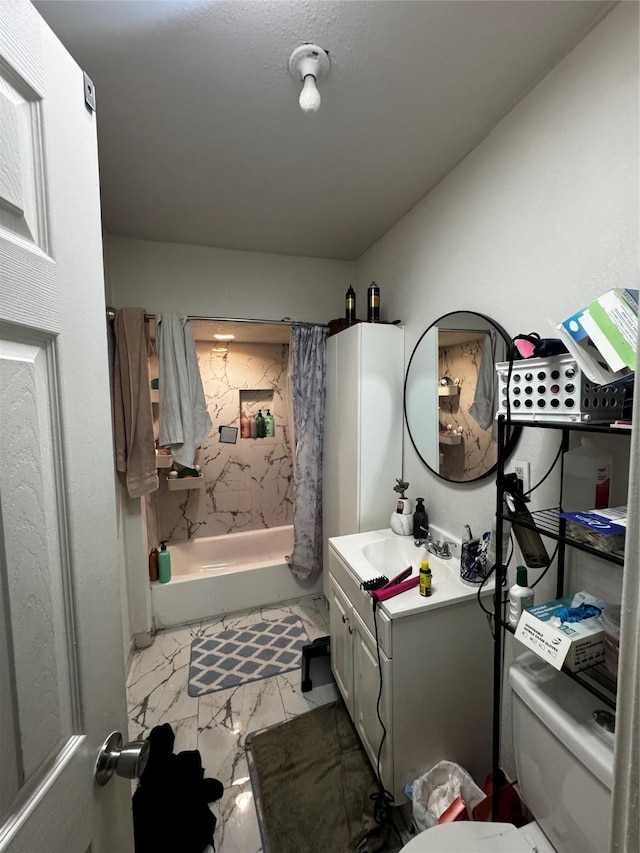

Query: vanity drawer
left=328, top=546, right=392, bottom=657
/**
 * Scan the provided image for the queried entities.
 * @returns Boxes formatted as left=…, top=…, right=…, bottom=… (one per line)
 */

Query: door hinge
left=83, top=71, right=96, bottom=112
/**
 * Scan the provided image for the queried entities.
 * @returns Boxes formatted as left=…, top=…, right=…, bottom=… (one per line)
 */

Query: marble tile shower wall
left=158, top=342, right=293, bottom=542
left=439, top=337, right=496, bottom=481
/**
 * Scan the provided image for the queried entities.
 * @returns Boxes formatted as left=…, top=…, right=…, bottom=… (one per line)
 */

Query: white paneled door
left=0, top=2, right=132, bottom=851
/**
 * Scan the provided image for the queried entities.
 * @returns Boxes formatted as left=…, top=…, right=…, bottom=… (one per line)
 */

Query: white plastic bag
left=410, top=760, right=485, bottom=832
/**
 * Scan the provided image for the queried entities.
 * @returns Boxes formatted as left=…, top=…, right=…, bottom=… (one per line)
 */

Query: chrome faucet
left=414, top=531, right=454, bottom=560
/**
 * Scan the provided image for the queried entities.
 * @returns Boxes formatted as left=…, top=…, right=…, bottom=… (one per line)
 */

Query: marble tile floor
left=127, top=593, right=339, bottom=853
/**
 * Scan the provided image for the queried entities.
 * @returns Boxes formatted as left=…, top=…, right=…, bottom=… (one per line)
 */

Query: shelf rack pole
left=556, top=427, right=571, bottom=599
left=491, top=414, right=508, bottom=821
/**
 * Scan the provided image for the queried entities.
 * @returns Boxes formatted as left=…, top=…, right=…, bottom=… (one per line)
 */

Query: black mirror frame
left=404, top=311, right=522, bottom=483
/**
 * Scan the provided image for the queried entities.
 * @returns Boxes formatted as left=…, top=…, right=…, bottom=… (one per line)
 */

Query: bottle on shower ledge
left=256, top=409, right=266, bottom=438
left=240, top=410, right=250, bottom=439
left=158, top=542, right=171, bottom=584
left=250, top=414, right=258, bottom=438
left=265, top=409, right=275, bottom=437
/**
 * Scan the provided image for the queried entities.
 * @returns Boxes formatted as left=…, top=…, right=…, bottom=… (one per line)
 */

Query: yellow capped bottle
left=419, top=559, right=432, bottom=597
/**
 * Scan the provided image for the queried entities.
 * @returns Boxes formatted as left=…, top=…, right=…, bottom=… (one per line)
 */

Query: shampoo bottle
left=240, top=411, right=250, bottom=439
left=345, top=285, right=356, bottom=326
left=148, top=547, right=159, bottom=582
left=508, top=565, right=534, bottom=627
left=256, top=409, right=266, bottom=438
left=158, top=542, right=171, bottom=584
left=250, top=415, right=258, bottom=438
left=562, top=437, right=613, bottom=511
left=413, top=498, right=429, bottom=539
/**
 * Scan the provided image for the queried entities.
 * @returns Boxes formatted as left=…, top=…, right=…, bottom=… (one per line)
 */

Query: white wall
left=355, top=2, right=638, bottom=777
left=106, top=235, right=353, bottom=321
left=356, top=1, right=637, bottom=556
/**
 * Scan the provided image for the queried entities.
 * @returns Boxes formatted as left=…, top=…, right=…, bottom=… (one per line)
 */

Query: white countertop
left=329, top=528, right=494, bottom=620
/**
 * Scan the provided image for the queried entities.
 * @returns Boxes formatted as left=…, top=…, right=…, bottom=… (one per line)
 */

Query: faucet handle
left=440, top=540, right=455, bottom=558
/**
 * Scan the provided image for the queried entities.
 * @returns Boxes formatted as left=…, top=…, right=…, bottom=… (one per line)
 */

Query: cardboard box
left=523, top=592, right=607, bottom=671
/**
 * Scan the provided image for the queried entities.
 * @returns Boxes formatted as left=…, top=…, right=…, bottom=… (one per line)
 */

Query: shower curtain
left=609, top=345, right=639, bottom=853
left=286, top=323, right=328, bottom=580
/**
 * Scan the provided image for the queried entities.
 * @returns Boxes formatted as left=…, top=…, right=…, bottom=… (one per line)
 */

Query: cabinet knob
left=348, top=626, right=353, bottom=634
left=342, top=614, right=348, bottom=624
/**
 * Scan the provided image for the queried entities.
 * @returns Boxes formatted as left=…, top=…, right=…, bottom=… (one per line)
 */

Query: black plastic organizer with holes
left=490, top=415, right=629, bottom=820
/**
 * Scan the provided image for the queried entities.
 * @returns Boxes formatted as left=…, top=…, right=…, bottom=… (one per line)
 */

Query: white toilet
left=402, top=651, right=614, bottom=853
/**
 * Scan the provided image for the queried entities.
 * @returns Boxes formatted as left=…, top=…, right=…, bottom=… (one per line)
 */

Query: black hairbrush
left=360, top=575, right=389, bottom=591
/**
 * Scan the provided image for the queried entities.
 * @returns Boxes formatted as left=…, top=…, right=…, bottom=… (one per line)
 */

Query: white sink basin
left=362, top=536, right=422, bottom=574
left=329, top=528, right=493, bottom=619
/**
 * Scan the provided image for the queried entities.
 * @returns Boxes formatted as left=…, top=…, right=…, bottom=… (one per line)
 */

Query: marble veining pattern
left=156, top=341, right=293, bottom=543
left=439, top=336, right=497, bottom=481
left=127, top=594, right=335, bottom=853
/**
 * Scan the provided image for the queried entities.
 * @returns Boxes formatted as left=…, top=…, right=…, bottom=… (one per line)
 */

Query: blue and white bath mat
left=188, top=614, right=309, bottom=696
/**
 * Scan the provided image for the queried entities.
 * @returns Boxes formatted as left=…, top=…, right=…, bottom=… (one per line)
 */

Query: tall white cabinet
left=323, top=323, right=404, bottom=597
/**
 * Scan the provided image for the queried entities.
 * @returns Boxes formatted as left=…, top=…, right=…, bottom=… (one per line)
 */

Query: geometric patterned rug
left=188, top=614, right=309, bottom=697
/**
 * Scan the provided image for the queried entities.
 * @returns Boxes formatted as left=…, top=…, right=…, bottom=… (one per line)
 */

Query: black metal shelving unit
left=491, top=415, right=628, bottom=820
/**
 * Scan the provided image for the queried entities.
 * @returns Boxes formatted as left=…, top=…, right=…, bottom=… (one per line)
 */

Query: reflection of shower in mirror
left=404, top=311, right=521, bottom=483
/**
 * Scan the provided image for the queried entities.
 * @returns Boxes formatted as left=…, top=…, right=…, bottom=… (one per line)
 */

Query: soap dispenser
left=413, top=498, right=429, bottom=539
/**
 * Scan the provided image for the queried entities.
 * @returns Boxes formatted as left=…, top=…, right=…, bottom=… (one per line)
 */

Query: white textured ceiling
left=35, top=0, right=613, bottom=260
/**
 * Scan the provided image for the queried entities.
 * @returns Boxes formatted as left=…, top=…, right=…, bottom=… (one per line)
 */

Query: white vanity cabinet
left=328, top=534, right=494, bottom=803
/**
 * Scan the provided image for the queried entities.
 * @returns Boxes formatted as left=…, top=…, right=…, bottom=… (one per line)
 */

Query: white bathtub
left=151, top=525, right=322, bottom=629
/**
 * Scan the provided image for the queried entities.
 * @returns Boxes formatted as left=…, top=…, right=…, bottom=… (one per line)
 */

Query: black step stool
left=300, top=635, right=331, bottom=693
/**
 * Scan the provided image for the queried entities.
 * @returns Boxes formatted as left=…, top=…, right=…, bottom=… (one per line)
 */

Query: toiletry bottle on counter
left=413, top=497, right=429, bottom=539
left=345, top=285, right=356, bottom=326
left=265, top=409, right=275, bottom=437
left=508, top=565, right=534, bottom=627
left=367, top=281, right=380, bottom=322
left=240, top=411, right=250, bottom=439
left=250, top=414, right=258, bottom=438
left=148, top=547, right=159, bottom=582
left=256, top=409, right=266, bottom=438
left=419, top=559, right=432, bottom=597
left=158, top=542, right=171, bottom=584
left=562, top=437, right=612, bottom=511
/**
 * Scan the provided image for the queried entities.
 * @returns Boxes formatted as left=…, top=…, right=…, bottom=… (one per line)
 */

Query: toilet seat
left=401, top=821, right=535, bottom=852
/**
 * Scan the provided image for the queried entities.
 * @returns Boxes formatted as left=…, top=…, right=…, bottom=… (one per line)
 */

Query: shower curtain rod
left=106, top=307, right=326, bottom=327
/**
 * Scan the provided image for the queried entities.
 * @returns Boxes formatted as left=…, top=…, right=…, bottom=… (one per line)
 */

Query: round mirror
left=404, top=311, right=521, bottom=482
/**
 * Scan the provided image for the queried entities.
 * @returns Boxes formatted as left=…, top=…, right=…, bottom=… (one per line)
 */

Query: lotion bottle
left=265, top=409, right=275, bottom=437
left=158, top=542, right=171, bottom=584
left=508, top=565, right=534, bottom=627
left=256, top=409, right=266, bottom=438
left=250, top=415, right=258, bottom=438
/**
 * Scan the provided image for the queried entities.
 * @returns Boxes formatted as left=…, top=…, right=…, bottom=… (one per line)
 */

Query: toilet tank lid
left=402, top=822, right=532, bottom=853
left=508, top=652, right=614, bottom=790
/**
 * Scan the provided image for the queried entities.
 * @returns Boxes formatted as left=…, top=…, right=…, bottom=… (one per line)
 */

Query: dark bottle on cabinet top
left=345, top=285, right=356, bottom=326
left=367, top=281, right=380, bottom=322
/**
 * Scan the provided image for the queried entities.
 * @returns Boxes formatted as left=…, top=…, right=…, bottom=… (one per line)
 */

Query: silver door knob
left=95, top=731, right=150, bottom=786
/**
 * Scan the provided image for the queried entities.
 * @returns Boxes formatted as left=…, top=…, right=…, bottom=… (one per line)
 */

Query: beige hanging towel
left=113, top=307, right=158, bottom=497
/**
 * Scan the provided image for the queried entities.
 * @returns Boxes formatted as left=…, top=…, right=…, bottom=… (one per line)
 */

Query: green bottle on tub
left=158, top=542, right=171, bottom=584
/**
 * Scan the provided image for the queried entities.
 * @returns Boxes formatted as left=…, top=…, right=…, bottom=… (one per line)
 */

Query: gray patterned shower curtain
left=286, top=323, right=328, bottom=580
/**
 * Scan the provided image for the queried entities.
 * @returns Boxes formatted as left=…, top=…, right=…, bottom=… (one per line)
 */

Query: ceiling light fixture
left=214, top=333, right=235, bottom=341
left=288, top=44, right=330, bottom=114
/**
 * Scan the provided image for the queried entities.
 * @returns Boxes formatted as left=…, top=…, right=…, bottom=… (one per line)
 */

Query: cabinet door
left=328, top=575, right=355, bottom=717
left=352, top=610, right=393, bottom=794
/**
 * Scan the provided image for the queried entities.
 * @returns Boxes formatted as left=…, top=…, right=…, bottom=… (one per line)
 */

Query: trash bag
left=409, top=760, right=486, bottom=832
